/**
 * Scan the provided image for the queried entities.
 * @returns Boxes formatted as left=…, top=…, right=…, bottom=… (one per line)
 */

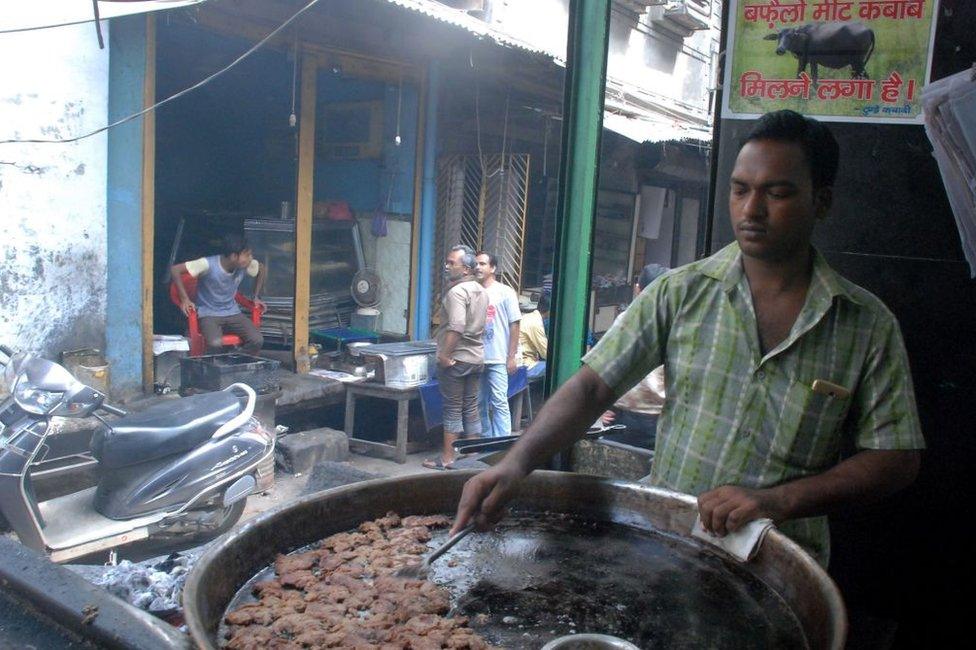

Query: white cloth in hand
left=691, top=515, right=775, bottom=563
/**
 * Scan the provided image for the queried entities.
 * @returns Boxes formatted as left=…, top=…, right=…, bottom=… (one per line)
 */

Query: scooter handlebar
left=100, top=403, right=128, bottom=417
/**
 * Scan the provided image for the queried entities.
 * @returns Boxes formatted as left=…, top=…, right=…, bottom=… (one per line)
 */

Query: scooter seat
left=92, top=391, right=243, bottom=468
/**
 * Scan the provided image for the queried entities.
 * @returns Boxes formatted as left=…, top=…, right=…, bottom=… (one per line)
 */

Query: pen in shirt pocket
left=811, top=379, right=851, bottom=399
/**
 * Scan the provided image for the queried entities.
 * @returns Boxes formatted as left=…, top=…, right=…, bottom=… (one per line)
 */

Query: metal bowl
left=345, top=341, right=372, bottom=356
left=183, top=471, right=846, bottom=649
left=541, top=634, right=641, bottom=649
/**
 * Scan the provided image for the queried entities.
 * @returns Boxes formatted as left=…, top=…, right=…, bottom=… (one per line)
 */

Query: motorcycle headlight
left=14, top=377, right=63, bottom=415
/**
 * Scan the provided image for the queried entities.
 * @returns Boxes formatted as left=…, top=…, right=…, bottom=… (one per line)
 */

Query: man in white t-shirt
left=474, top=252, right=522, bottom=437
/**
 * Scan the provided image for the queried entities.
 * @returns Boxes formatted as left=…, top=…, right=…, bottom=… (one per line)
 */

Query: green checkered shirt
left=583, top=243, right=925, bottom=565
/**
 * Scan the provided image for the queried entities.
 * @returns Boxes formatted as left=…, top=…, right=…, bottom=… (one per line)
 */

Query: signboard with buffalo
left=722, top=0, right=940, bottom=123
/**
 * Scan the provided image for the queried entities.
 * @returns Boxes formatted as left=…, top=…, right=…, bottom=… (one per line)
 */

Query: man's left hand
left=253, top=298, right=266, bottom=313
left=697, top=485, right=788, bottom=537
left=506, top=357, right=517, bottom=375
left=437, top=354, right=456, bottom=369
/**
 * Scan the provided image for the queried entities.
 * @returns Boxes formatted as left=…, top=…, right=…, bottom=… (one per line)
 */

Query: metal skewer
left=394, top=523, right=476, bottom=579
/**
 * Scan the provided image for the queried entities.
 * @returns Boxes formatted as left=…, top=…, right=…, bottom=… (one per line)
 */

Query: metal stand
left=344, top=383, right=426, bottom=464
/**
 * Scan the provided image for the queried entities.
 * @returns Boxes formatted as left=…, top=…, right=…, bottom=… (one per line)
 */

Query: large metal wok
left=183, top=471, right=846, bottom=649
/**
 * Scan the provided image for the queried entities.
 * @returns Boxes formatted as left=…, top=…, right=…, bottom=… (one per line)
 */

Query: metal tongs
left=452, top=424, right=625, bottom=455
left=394, top=523, right=477, bottom=579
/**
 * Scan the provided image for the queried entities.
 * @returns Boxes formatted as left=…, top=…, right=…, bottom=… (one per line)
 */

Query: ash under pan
left=222, top=512, right=807, bottom=649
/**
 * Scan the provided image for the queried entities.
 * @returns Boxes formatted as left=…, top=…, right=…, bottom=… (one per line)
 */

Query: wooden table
left=343, top=382, right=425, bottom=464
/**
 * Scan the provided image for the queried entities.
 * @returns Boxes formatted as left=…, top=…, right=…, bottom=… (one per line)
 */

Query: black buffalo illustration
left=764, top=22, right=875, bottom=83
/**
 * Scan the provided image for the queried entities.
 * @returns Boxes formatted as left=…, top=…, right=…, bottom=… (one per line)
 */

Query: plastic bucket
left=60, top=348, right=110, bottom=395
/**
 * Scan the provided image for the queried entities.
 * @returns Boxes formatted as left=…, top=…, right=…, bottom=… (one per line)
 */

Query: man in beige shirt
left=426, top=245, right=489, bottom=469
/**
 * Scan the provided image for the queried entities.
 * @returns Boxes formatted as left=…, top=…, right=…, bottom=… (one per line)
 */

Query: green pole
left=545, top=0, right=612, bottom=395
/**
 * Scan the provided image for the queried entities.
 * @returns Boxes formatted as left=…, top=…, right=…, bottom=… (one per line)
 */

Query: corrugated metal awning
left=0, top=1, right=209, bottom=34
left=602, top=111, right=711, bottom=144
left=380, top=0, right=555, bottom=58
left=3, top=0, right=710, bottom=145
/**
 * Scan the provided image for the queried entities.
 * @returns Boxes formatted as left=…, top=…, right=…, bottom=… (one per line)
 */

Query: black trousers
left=199, top=313, right=263, bottom=354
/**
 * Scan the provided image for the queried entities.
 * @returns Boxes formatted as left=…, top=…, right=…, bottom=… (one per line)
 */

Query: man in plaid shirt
left=451, top=110, right=924, bottom=566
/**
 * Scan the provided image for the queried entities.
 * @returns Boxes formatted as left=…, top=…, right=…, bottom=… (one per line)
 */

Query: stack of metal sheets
left=244, top=218, right=366, bottom=344
left=258, top=293, right=358, bottom=343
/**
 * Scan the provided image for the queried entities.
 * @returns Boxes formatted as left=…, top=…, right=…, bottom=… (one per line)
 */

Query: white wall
left=356, top=216, right=412, bottom=335
left=611, top=9, right=715, bottom=120
left=375, top=220, right=412, bottom=334
left=0, top=23, right=109, bottom=358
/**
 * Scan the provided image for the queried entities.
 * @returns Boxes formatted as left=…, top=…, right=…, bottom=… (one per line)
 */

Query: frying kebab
left=222, top=513, right=491, bottom=649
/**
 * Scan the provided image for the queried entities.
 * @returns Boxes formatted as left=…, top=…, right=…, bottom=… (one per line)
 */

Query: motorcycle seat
left=92, top=391, right=244, bottom=468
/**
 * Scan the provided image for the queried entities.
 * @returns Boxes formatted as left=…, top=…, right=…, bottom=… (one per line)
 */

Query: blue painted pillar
left=414, top=61, right=440, bottom=340
left=106, top=15, right=148, bottom=398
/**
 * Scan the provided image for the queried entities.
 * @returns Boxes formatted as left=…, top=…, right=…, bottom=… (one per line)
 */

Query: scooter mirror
left=51, top=384, right=104, bottom=418
left=24, top=357, right=83, bottom=392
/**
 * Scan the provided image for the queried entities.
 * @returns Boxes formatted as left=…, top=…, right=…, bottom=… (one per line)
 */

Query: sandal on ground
left=422, top=457, right=457, bottom=470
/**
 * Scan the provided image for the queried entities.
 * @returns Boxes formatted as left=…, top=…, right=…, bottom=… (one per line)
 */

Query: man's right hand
left=449, top=367, right=617, bottom=536
left=451, top=460, right=527, bottom=535
left=180, top=298, right=196, bottom=316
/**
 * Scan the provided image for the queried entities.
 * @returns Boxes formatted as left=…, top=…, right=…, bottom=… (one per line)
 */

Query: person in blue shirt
left=171, top=233, right=266, bottom=354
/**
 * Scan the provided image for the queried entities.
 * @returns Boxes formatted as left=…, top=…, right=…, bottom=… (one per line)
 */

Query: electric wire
left=91, top=0, right=104, bottom=49
left=474, top=80, right=487, bottom=179
left=289, top=28, right=299, bottom=128
left=486, top=92, right=509, bottom=179
left=0, top=0, right=325, bottom=145
left=395, top=66, right=403, bottom=146
left=384, top=67, right=405, bottom=212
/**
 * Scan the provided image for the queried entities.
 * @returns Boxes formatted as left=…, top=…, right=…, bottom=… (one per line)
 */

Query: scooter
left=0, top=345, right=274, bottom=563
